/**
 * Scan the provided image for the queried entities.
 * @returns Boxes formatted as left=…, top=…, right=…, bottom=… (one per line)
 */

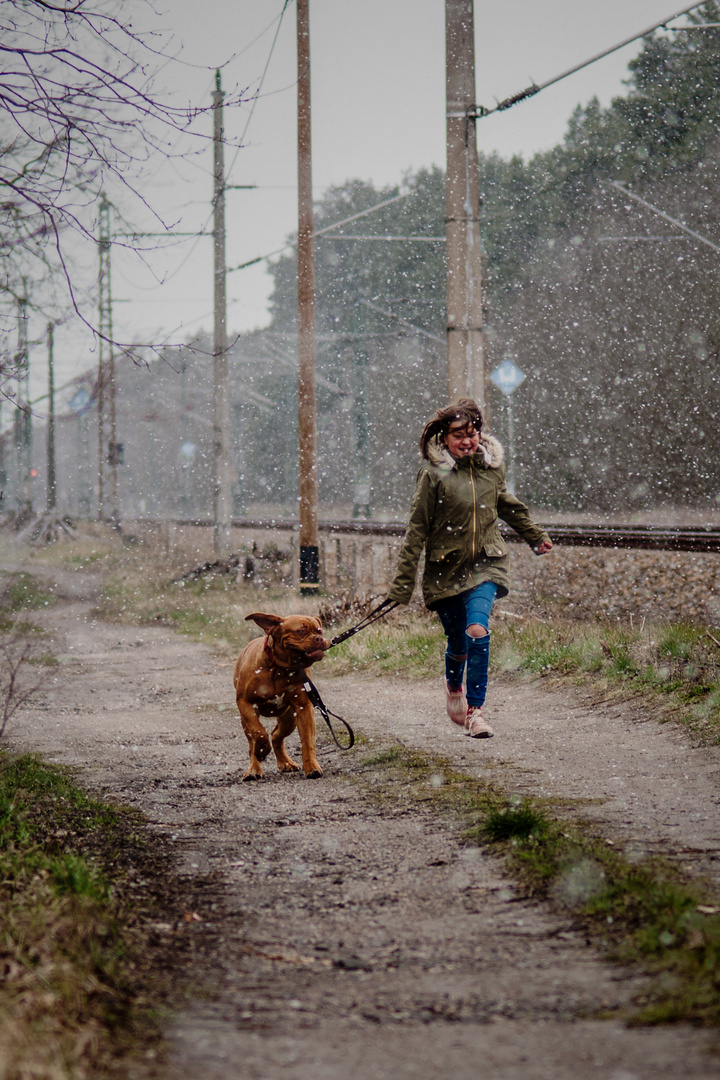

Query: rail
left=156, top=518, right=720, bottom=554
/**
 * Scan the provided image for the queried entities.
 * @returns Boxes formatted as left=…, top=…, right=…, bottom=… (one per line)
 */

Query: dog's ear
left=245, top=612, right=283, bottom=634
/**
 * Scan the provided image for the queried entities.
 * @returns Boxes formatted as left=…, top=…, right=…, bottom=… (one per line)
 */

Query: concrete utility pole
left=351, top=307, right=371, bottom=519
left=14, top=293, right=32, bottom=516
left=97, top=196, right=119, bottom=523
left=445, top=0, right=486, bottom=406
left=297, top=0, right=320, bottom=594
left=46, top=323, right=56, bottom=512
left=212, top=69, right=233, bottom=554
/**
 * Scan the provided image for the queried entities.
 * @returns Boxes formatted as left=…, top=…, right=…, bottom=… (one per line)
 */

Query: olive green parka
left=387, top=433, right=550, bottom=608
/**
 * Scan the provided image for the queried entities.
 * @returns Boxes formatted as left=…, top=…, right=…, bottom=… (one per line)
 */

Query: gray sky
left=32, top=0, right=702, bottom=400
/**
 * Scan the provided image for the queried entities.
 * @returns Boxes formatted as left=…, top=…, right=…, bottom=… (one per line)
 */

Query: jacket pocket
left=481, top=524, right=508, bottom=559
left=426, top=542, right=464, bottom=564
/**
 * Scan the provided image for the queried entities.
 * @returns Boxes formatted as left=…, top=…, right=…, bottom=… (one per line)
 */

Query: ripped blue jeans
left=434, top=582, right=498, bottom=708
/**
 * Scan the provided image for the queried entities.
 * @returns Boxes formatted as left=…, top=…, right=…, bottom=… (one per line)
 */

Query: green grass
left=0, top=570, right=57, bottom=637
left=0, top=752, right=181, bottom=1078
left=482, top=802, right=549, bottom=842
left=361, top=743, right=720, bottom=1025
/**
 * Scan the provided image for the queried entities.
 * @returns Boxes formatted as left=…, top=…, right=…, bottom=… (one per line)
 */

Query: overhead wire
left=226, top=0, right=293, bottom=184
left=233, top=6, right=289, bottom=62
left=471, top=2, right=706, bottom=119
left=187, top=2, right=711, bottom=284
left=608, top=181, right=720, bottom=253
left=228, top=190, right=414, bottom=272
left=152, top=0, right=292, bottom=288
left=120, top=2, right=711, bottom=341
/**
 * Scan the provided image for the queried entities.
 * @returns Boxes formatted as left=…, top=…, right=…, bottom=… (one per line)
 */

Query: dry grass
left=16, top=525, right=720, bottom=742
left=491, top=618, right=720, bottom=744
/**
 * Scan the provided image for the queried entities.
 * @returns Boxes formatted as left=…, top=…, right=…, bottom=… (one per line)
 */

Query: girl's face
left=444, top=421, right=480, bottom=458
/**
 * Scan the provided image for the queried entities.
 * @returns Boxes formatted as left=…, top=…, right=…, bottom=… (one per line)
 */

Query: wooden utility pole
left=46, top=323, right=56, bottom=512
left=297, top=0, right=319, bottom=594
left=212, top=69, right=232, bottom=554
left=445, top=0, right=486, bottom=406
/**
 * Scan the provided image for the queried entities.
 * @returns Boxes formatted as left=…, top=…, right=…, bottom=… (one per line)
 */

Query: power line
left=227, top=190, right=414, bottom=272
left=597, top=235, right=694, bottom=241
left=226, top=0, right=292, bottom=182
left=159, top=0, right=291, bottom=289
left=317, top=234, right=445, bottom=242
left=233, top=6, right=288, bottom=61
left=467, top=2, right=706, bottom=120
left=359, top=298, right=444, bottom=344
left=609, top=181, right=720, bottom=254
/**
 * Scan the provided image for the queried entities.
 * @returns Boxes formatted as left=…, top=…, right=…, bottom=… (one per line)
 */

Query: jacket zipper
left=470, top=463, right=477, bottom=561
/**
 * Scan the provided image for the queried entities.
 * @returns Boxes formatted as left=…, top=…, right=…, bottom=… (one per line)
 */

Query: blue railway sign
left=490, top=359, right=525, bottom=396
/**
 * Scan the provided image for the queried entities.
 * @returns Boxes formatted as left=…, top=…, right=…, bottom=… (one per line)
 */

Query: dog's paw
left=254, top=735, right=272, bottom=762
left=304, top=767, right=323, bottom=780
left=241, top=769, right=263, bottom=782
left=278, top=759, right=301, bottom=773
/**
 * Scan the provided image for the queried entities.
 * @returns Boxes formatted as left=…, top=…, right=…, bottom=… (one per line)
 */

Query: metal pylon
left=97, top=196, right=118, bottom=522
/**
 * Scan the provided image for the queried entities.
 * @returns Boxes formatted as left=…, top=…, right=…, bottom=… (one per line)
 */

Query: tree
left=0, top=0, right=236, bottom=375
left=261, top=3, right=720, bottom=514
left=617, top=2, right=720, bottom=177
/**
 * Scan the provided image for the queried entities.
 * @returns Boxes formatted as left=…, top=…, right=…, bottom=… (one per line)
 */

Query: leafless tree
left=0, top=0, right=239, bottom=376
left=0, top=636, right=42, bottom=740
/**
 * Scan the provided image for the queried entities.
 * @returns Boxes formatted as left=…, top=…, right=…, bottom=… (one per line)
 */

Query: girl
left=387, top=399, right=552, bottom=737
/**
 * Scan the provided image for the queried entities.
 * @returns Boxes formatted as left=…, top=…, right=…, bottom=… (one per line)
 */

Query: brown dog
left=233, top=612, right=330, bottom=781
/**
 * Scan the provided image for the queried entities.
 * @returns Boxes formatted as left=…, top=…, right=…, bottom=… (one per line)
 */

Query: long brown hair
left=419, top=398, right=484, bottom=459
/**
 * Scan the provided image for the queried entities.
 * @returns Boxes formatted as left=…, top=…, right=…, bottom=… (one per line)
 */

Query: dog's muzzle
left=301, top=636, right=331, bottom=663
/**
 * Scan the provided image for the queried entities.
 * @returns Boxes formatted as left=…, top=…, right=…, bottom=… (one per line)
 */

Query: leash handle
left=328, top=597, right=400, bottom=649
left=303, top=677, right=355, bottom=750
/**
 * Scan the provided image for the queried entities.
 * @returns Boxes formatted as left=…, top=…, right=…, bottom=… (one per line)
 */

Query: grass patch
left=3, top=570, right=57, bottom=612
left=361, top=742, right=720, bottom=1025
left=0, top=569, right=57, bottom=636
left=482, top=803, right=549, bottom=842
left=0, top=751, right=188, bottom=1077
left=322, top=617, right=444, bottom=678
left=96, top=555, right=268, bottom=656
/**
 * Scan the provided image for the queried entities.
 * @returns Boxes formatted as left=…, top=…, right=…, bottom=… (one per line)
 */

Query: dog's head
left=245, top=612, right=330, bottom=667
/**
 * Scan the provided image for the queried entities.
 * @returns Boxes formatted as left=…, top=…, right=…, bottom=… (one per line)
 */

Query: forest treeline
left=10, top=4, right=720, bottom=521
left=256, top=3, right=720, bottom=515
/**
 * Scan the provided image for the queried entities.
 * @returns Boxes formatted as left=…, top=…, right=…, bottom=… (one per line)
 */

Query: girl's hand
left=534, top=540, right=553, bottom=555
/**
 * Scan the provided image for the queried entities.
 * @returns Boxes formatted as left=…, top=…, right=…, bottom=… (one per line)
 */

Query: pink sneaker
left=445, top=680, right=467, bottom=726
left=464, top=707, right=494, bottom=738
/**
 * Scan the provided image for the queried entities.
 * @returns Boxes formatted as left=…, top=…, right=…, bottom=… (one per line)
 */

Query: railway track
left=162, top=518, right=720, bottom=554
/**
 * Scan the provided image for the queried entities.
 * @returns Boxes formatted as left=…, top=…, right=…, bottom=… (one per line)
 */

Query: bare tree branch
left=0, top=0, right=246, bottom=375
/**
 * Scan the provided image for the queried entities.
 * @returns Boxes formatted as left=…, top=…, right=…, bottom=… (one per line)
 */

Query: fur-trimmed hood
left=425, top=432, right=505, bottom=472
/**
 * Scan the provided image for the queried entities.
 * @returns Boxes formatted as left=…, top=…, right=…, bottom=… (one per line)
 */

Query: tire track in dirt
left=8, top=587, right=720, bottom=1080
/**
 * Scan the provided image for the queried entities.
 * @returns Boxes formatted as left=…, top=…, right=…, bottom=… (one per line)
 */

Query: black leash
left=303, top=677, right=355, bottom=750
left=303, top=598, right=400, bottom=751
left=328, top=597, right=400, bottom=648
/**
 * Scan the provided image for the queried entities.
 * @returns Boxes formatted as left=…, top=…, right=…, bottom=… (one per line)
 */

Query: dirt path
left=7, top=574, right=720, bottom=1079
